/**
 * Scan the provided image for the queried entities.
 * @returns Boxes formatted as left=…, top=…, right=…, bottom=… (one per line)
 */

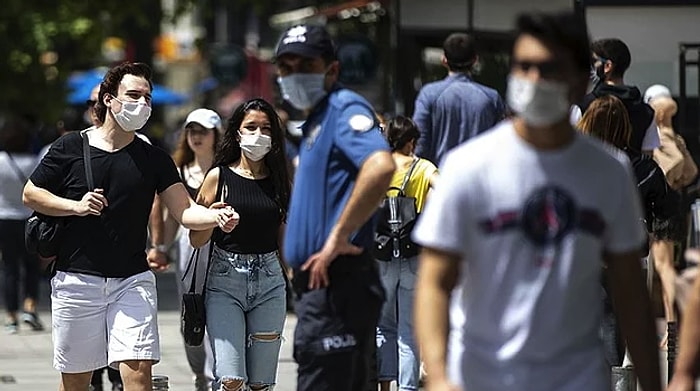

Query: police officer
left=274, top=24, right=396, bottom=391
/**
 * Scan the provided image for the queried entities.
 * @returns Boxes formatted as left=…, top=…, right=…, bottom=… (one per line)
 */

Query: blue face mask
left=277, top=73, right=327, bottom=111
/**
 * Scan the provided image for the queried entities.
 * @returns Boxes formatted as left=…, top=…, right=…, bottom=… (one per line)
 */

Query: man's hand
left=210, top=201, right=239, bottom=233
left=147, top=248, right=169, bottom=272
left=301, top=232, right=362, bottom=290
left=73, top=188, right=108, bottom=216
left=666, top=372, right=696, bottom=391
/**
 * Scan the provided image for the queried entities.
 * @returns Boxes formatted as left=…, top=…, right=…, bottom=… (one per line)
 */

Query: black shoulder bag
left=181, top=168, right=223, bottom=346
left=373, top=157, right=421, bottom=261
left=25, top=131, right=93, bottom=265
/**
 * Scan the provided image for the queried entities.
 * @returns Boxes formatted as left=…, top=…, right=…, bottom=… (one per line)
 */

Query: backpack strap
left=399, top=157, right=420, bottom=195
left=81, top=129, right=94, bottom=190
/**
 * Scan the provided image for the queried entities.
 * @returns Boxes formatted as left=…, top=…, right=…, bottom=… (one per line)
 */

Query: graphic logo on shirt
left=478, top=185, right=606, bottom=247
left=521, top=186, right=576, bottom=246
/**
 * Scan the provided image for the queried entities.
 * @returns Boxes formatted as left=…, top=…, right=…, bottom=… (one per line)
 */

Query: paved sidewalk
left=0, top=270, right=299, bottom=390
left=0, top=269, right=683, bottom=391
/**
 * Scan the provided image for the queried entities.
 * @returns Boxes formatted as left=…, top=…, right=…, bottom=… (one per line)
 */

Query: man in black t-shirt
left=22, top=62, right=239, bottom=391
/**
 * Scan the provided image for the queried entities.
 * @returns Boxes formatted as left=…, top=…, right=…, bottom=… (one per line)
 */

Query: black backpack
left=373, top=158, right=421, bottom=261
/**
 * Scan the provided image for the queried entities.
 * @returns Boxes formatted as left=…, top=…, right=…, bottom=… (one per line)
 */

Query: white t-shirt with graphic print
left=413, top=121, right=645, bottom=391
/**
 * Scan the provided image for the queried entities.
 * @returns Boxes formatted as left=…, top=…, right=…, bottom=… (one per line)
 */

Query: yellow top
left=388, top=157, right=438, bottom=212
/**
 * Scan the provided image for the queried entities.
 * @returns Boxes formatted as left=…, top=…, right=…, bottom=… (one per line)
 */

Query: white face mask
left=277, top=73, right=327, bottom=111
left=111, top=97, right=151, bottom=132
left=506, top=75, right=570, bottom=127
left=239, top=132, right=272, bottom=162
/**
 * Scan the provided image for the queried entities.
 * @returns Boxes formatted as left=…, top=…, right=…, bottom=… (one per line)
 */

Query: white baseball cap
left=184, top=108, right=222, bottom=131
left=644, top=84, right=672, bottom=104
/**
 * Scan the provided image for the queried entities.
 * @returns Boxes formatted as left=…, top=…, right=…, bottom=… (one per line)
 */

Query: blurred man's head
left=85, top=84, right=101, bottom=126
left=591, top=38, right=631, bottom=83
left=274, top=25, right=339, bottom=111
left=506, top=11, right=590, bottom=127
left=442, top=33, right=478, bottom=73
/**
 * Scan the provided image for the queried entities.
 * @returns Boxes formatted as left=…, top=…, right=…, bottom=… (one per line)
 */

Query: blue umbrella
left=66, top=69, right=189, bottom=105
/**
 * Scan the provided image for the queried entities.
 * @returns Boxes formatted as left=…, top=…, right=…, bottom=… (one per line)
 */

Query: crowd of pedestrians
left=2, top=7, right=700, bottom=391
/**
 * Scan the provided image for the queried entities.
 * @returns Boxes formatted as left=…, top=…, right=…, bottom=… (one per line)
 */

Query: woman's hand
left=210, top=201, right=239, bottom=233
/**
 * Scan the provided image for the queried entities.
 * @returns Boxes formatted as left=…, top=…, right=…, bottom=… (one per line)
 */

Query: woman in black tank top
left=161, top=108, right=222, bottom=389
left=190, top=99, right=291, bottom=390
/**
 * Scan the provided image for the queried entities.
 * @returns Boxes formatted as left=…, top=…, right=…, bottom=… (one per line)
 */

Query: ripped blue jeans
left=206, top=246, right=287, bottom=390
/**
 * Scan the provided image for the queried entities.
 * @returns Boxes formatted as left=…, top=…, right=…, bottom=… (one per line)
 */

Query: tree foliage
left=0, top=0, right=355, bottom=124
left=0, top=0, right=166, bottom=122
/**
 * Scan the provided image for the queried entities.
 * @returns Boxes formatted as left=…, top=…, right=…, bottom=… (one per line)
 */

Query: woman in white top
left=152, top=109, right=222, bottom=391
left=0, top=117, right=41, bottom=334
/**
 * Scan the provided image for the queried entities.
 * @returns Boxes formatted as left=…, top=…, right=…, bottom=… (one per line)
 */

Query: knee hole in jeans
left=249, top=383, right=274, bottom=391
left=221, top=377, right=244, bottom=391
left=247, top=332, right=281, bottom=347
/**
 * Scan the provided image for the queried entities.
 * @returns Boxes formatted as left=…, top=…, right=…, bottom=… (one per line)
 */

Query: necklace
left=233, top=165, right=267, bottom=179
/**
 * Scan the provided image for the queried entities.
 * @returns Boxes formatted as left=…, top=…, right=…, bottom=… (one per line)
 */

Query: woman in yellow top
left=376, top=115, right=438, bottom=391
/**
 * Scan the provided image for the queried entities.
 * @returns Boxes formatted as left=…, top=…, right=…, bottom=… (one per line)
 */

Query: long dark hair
left=214, top=98, right=291, bottom=220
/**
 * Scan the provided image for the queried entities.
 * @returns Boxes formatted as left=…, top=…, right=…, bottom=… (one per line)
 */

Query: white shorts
left=51, top=270, right=160, bottom=373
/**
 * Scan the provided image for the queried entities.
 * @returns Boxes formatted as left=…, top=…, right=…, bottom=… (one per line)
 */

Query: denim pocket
left=260, top=252, right=282, bottom=277
left=209, top=257, right=231, bottom=276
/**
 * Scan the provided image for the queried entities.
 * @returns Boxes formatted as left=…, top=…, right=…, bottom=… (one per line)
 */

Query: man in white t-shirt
left=413, top=11, right=662, bottom=391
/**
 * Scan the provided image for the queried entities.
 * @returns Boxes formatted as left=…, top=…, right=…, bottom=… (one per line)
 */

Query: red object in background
left=217, top=51, right=275, bottom=117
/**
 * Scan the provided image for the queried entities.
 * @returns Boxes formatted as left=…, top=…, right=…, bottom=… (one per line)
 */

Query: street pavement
left=0, top=270, right=298, bottom=391
left=0, top=268, right=684, bottom=391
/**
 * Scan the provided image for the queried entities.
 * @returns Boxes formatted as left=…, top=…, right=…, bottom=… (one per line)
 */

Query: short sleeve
left=334, top=103, right=389, bottom=168
left=153, top=146, right=181, bottom=194
left=412, top=151, right=470, bottom=256
left=604, top=160, right=647, bottom=254
left=29, top=133, right=77, bottom=193
left=641, top=123, right=661, bottom=151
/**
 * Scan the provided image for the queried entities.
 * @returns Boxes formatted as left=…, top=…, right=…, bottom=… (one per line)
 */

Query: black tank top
left=214, top=166, right=281, bottom=254
left=179, top=165, right=200, bottom=199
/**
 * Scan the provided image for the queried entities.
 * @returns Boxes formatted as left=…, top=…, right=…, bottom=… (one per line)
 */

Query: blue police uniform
left=285, top=85, right=389, bottom=391
left=284, top=86, right=389, bottom=268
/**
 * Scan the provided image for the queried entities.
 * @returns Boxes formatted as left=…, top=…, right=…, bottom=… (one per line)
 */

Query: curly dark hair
left=94, top=62, right=153, bottom=125
left=213, top=98, right=291, bottom=221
